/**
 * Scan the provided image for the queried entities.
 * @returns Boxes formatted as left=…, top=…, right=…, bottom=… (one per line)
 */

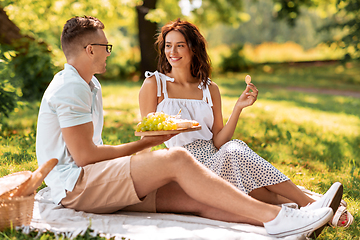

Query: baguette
left=174, top=119, right=199, bottom=129
left=11, top=158, right=58, bottom=197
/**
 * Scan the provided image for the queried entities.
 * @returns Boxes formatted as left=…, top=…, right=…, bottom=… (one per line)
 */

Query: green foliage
left=11, top=39, right=57, bottom=101
left=272, top=0, right=315, bottom=26
left=219, top=44, right=252, bottom=72
left=206, top=0, right=341, bottom=50
left=191, top=0, right=243, bottom=27
left=0, top=45, right=18, bottom=119
left=270, top=0, right=360, bottom=60
left=147, top=0, right=245, bottom=27
left=1, top=0, right=140, bottom=79
left=321, top=0, right=360, bottom=60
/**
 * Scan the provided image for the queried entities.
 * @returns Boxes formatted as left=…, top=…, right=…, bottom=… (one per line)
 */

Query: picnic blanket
left=26, top=187, right=307, bottom=240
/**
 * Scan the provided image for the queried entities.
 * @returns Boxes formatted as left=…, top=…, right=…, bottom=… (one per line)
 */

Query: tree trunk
left=0, top=7, right=23, bottom=45
left=136, top=0, right=158, bottom=78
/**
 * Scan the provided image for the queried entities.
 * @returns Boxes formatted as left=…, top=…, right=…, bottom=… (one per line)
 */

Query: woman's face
left=164, top=30, right=192, bottom=69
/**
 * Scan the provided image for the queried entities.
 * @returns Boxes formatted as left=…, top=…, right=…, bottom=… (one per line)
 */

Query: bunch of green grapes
left=136, top=112, right=177, bottom=132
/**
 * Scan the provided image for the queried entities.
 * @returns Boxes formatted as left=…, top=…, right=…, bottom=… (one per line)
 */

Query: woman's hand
left=235, top=83, right=258, bottom=110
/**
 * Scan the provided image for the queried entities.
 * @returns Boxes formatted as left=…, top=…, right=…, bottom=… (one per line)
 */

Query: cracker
left=245, top=75, right=251, bottom=84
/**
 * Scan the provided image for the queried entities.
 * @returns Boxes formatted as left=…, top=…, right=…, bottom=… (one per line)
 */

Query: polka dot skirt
left=183, top=139, right=289, bottom=194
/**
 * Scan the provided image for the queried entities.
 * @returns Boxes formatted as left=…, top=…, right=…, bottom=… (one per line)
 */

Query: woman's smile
left=165, top=30, right=192, bottom=68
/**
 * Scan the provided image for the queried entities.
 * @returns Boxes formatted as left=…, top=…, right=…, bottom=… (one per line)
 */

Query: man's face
left=91, top=29, right=111, bottom=74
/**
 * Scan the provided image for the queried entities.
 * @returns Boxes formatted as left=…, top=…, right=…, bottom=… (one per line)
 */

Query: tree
left=0, top=7, right=23, bottom=44
left=0, top=5, right=56, bottom=102
left=136, top=0, right=158, bottom=76
left=323, top=0, right=360, bottom=59
left=0, top=7, right=22, bottom=118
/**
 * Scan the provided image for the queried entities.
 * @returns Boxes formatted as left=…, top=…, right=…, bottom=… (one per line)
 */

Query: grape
left=135, top=111, right=178, bottom=132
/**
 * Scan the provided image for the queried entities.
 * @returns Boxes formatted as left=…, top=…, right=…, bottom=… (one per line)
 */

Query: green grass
left=1, top=61, right=360, bottom=239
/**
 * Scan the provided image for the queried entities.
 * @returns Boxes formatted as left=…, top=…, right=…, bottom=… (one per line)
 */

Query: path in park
left=278, top=60, right=360, bottom=98
left=285, top=86, right=360, bottom=98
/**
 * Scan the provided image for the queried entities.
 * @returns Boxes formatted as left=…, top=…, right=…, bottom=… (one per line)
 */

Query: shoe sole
left=308, top=183, right=343, bottom=239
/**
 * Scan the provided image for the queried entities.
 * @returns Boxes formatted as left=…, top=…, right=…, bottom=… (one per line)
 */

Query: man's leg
left=156, top=181, right=262, bottom=226
left=130, top=147, right=283, bottom=224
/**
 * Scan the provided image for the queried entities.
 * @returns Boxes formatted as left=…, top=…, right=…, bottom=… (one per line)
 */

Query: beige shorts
left=61, top=156, right=157, bottom=214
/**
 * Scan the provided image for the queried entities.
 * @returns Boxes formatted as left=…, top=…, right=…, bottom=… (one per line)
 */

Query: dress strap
left=198, top=79, right=213, bottom=107
left=145, top=71, right=174, bottom=99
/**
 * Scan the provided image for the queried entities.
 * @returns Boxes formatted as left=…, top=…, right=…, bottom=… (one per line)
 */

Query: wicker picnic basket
left=0, top=158, right=58, bottom=231
left=0, top=192, right=35, bottom=231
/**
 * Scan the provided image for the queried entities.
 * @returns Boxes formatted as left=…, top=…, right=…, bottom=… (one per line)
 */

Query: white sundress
left=145, top=71, right=289, bottom=194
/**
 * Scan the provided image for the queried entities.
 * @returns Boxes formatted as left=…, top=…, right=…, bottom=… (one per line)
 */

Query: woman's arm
left=211, top=82, right=258, bottom=149
left=137, top=76, right=162, bottom=154
left=139, top=76, right=159, bottom=117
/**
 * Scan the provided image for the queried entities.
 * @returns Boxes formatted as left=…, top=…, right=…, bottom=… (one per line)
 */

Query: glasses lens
left=106, top=45, right=112, bottom=53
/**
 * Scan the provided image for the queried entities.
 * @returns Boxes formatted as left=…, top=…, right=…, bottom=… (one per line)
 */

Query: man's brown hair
left=61, top=16, right=104, bottom=58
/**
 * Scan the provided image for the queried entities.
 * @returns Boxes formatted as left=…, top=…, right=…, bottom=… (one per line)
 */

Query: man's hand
left=140, top=134, right=178, bottom=148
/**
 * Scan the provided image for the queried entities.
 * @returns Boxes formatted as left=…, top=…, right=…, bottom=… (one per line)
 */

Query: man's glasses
left=84, top=44, right=113, bottom=53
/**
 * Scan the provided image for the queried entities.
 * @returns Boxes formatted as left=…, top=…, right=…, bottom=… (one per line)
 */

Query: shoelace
left=284, top=207, right=316, bottom=219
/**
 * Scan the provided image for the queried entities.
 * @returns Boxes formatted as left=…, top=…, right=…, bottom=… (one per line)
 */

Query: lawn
left=1, top=61, right=359, bottom=239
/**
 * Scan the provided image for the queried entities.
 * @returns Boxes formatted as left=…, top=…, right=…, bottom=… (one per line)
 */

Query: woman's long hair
left=155, top=19, right=211, bottom=87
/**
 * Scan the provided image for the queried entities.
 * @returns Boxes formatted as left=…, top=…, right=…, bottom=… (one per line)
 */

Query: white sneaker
left=300, top=182, right=343, bottom=238
left=264, top=206, right=333, bottom=238
left=301, top=182, right=343, bottom=213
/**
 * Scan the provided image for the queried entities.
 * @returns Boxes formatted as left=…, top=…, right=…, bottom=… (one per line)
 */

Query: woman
left=138, top=19, right=352, bottom=227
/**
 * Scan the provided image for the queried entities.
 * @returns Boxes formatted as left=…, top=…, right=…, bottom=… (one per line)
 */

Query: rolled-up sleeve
left=53, top=81, right=93, bottom=129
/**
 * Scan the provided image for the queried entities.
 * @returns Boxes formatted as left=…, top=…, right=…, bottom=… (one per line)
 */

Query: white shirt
left=145, top=71, right=214, bottom=147
left=36, top=63, right=104, bottom=204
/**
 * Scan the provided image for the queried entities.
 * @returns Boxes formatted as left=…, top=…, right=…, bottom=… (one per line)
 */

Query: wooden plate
left=135, top=125, right=201, bottom=136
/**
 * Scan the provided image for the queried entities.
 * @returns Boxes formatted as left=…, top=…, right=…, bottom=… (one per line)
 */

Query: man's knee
left=166, top=147, right=196, bottom=166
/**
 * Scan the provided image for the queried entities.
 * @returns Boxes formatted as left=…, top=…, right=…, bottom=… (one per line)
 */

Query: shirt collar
left=64, top=63, right=98, bottom=93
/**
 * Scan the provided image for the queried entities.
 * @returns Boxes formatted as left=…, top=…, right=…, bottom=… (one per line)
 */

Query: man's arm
left=61, top=121, right=173, bottom=167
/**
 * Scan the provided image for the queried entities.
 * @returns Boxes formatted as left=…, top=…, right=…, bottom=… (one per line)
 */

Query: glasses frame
left=84, top=44, right=112, bottom=53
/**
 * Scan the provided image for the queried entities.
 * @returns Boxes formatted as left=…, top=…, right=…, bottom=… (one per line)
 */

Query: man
left=36, top=16, right=337, bottom=238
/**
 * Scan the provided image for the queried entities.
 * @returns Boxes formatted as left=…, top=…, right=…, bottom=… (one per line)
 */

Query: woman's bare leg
left=249, top=185, right=292, bottom=205
left=249, top=180, right=314, bottom=207
left=262, top=181, right=315, bottom=207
